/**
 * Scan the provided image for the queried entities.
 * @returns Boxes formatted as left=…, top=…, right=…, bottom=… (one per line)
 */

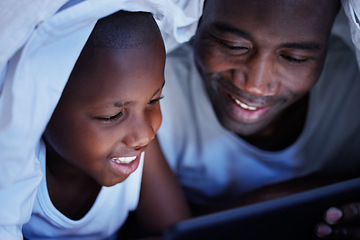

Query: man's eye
left=281, top=54, right=308, bottom=63
left=96, top=111, right=123, bottom=122
left=221, top=42, right=249, bottom=53
left=216, top=38, right=250, bottom=53
left=210, top=34, right=250, bottom=55
left=148, top=95, right=164, bottom=105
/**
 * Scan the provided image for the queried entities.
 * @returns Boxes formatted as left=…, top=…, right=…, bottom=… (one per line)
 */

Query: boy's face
left=44, top=38, right=165, bottom=187
left=194, top=0, right=338, bottom=136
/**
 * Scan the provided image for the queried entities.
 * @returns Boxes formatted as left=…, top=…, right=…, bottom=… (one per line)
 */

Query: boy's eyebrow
left=114, top=101, right=131, bottom=108
left=113, top=80, right=165, bottom=108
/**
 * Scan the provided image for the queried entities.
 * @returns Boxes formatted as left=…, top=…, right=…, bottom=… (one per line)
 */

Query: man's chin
left=220, top=119, right=265, bottom=137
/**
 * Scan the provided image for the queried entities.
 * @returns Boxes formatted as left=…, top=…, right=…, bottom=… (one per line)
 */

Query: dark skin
left=194, top=0, right=335, bottom=150
left=42, top=35, right=190, bottom=237
left=192, top=0, right=360, bottom=239
left=316, top=202, right=360, bottom=239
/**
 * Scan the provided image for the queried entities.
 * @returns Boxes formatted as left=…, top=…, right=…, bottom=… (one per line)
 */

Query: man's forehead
left=204, top=0, right=338, bottom=13
left=204, top=0, right=338, bottom=28
left=203, top=0, right=339, bottom=42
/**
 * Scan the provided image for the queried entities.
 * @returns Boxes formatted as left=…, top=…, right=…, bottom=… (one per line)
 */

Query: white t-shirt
left=22, top=141, right=144, bottom=240
left=342, top=0, right=360, bottom=67
left=158, top=32, right=360, bottom=206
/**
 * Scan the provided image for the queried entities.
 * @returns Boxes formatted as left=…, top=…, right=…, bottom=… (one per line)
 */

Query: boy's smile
left=111, top=155, right=137, bottom=164
left=109, top=153, right=141, bottom=177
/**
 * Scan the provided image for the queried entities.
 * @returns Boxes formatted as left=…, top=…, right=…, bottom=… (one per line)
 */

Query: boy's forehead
left=67, top=38, right=165, bottom=89
left=59, top=42, right=165, bottom=110
left=82, top=37, right=164, bottom=66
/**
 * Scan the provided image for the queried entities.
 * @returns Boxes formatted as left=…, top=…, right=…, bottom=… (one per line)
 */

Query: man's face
left=44, top=38, right=165, bottom=187
left=194, top=0, right=338, bottom=136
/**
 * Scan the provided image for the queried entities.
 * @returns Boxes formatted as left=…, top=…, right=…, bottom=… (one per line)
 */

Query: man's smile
left=231, top=96, right=258, bottom=111
left=225, top=92, right=273, bottom=123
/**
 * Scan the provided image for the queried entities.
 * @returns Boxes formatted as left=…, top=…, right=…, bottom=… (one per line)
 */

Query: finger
left=325, top=202, right=360, bottom=224
left=331, top=225, right=360, bottom=239
left=342, top=203, right=360, bottom=222
left=325, top=207, right=343, bottom=225
left=316, top=223, right=333, bottom=238
left=316, top=223, right=360, bottom=239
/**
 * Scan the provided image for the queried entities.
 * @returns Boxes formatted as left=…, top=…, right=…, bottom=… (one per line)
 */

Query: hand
left=316, top=202, right=360, bottom=239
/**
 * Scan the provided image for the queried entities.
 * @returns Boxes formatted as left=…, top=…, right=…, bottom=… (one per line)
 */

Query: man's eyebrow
left=151, top=80, right=165, bottom=98
left=213, top=22, right=322, bottom=51
left=280, top=42, right=322, bottom=51
left=212, top=22, right=252, bottom=40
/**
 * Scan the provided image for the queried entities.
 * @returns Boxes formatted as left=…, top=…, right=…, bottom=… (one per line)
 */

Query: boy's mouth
left=111, top=156, right=137, bottom=164
left=109, top=153, right=141, bottom=178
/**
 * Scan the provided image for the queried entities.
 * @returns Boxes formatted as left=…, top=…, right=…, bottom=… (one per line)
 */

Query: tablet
left=163, top=176, right=360, bottom=240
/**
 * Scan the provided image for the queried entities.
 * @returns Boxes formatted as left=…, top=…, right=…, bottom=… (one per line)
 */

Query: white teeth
left=111, top=156, right=136, bottom=164
left=233, top=97, right=257, bottom=111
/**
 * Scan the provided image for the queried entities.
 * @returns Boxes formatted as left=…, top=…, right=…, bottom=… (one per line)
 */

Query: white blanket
left=0, top=1, right=203, bottom=239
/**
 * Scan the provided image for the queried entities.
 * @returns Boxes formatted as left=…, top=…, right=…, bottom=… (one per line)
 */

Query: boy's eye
left=148, top=95, right=164, bottom=105
left=96, top=110, right=124, bottom=122
left=280, top=54, right=308, bottom=63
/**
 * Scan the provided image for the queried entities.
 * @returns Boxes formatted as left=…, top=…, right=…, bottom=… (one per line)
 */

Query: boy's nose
left=236, top=53, right=280, bottom=96
left=122, top=116, right=155, bottom=149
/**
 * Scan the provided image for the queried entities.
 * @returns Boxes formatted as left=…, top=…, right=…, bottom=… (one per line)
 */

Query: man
left=158, top=0, right=360, bottom=238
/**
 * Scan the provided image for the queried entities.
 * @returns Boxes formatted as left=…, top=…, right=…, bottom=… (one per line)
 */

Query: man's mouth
left=231, top=96, right=258, bottom=111
left=110, top=156, right=137, bottom=164
left=225, top=92, right=275, bottom=124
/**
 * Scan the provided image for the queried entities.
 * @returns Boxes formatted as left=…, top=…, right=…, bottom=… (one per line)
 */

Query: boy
left=22, top=10, right=189, bottom=240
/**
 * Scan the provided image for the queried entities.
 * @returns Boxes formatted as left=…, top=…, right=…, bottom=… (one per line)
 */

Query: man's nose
left=235, top=52, right=280, bottom=96
left=122, top=115, right=155, bottom=150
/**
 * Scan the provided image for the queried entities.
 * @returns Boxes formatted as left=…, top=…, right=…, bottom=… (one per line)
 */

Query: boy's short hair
left=86, top=10, right=162, bottom=49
